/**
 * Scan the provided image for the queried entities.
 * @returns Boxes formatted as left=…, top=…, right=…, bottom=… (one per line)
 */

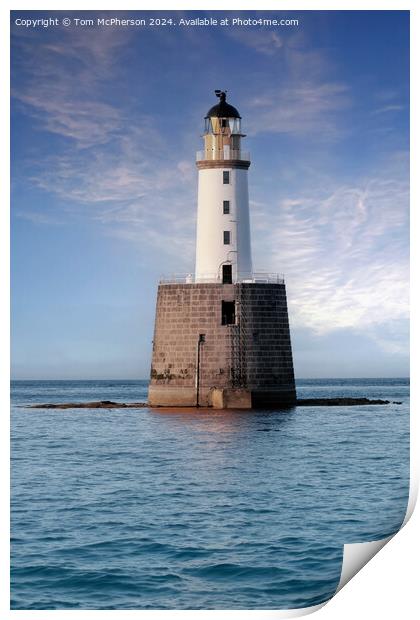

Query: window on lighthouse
left=223, top=170, right=230, bottom=184
left=222, top=264, right=233, bottom=284
left=223, top=200, right=230, bottom=214
left=221, top=301, right=235, bottom=325
left=223, top=231, right=231, bottom=245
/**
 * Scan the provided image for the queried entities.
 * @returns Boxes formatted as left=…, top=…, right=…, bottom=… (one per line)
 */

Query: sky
left=10, top=10, right=409, bottom=379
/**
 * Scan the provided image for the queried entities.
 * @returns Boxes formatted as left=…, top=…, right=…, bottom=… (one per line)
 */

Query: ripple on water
left=10, top=379, right=410, bottom=609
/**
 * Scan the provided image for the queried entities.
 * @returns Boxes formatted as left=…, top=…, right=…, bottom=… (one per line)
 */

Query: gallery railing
left=159, top=272, right=284, bottom=285
left=196, top=149, right=251, bottom=162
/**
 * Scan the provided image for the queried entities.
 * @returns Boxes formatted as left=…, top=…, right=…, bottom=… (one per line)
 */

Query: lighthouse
left=195, top=90, right=252, bottom=284
left=148, top=91, right=296, bottom=408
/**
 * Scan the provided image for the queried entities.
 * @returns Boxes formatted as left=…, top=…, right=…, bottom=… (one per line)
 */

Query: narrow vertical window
left=223, top=231, right=231, bottom=245
left=223, top=200, right=230, bottom=214
left=223, top=170, right=230, bottom=184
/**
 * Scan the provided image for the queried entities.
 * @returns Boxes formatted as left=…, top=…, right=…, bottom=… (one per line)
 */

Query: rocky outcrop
left=29, top=401, right=148, bottom=409
left=295, top=398, right=400, bottom=406
left=28, top=397, right=401, bottom=409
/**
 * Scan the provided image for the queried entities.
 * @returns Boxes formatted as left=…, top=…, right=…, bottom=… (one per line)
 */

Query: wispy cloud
left=228, top=31, right=351, bottom=137
left=16, top=91, right=122, bottom=148
left=252, top=156, right=409, bottom=345
left=13, top=209, right=64, bottom=226
left=246, top=82, right=350, bottom=137
left=12, top=24, right=197, bottom=263
left=12, top=24, right=132, bottom=147
left=28, top=122, right=168, bottom=203
left=23, top=141, right=197, bottom=264
left=372, top=104, right=405, bottom=115
left=228, top=28, right=284, bottom=55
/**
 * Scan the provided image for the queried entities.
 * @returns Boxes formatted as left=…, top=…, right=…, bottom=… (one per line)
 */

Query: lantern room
left=200, top=90, right=246, bottom=162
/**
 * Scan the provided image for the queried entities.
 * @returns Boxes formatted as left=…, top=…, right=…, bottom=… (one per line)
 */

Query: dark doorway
left=222, top=264, right=232, bottom=284
left=221, top=300, right=236, bottom=325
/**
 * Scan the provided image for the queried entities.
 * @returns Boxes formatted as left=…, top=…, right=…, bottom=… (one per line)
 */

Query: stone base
left=148, top=282, right=296, bottom=409
left=148, top=385, right=296, bottom=409
left=148, top=385, right=197, bottom=407
left=210, top=388, right=252, bottom=409
left=148, top=386, right=252, bottom=408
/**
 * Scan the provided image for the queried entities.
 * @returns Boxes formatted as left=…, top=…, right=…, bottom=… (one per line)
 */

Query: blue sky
left=11, top=10, right=409, bottom=379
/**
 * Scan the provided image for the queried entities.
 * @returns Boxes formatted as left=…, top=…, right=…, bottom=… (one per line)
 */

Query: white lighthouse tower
left=195, top=91, right=252, bottom=284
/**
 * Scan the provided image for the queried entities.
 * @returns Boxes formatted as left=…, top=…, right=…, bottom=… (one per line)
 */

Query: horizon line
left=10, top=376, right=410, bottom=381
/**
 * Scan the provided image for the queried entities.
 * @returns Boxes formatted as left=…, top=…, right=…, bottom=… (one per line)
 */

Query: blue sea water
left=11, top=378, right=409, bottom=610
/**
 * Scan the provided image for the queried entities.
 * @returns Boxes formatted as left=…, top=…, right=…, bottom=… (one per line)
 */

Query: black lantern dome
left=205, top=90, right=241, bottom=119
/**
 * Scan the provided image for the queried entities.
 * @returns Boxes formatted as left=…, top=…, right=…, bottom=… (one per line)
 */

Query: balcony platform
left=159, top=272, right=284, bottom=285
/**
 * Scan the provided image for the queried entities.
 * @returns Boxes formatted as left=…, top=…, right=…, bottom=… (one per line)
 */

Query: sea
left=10, top=378, right=409, bottom=610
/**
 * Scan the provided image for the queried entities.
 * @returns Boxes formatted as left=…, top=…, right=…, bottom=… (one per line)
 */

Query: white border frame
left=2, top=2, right=417, bottom=618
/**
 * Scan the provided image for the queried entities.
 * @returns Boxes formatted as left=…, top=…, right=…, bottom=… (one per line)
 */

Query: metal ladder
left=230, top=284, right=249, bottom=388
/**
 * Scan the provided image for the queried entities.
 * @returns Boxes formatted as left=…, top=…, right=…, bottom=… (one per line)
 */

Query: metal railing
left=159, top=272, right=284, bottom=285
left=196, top=150, right=250, bottom=162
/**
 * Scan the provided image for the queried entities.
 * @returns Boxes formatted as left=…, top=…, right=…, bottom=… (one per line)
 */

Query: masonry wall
left=240, top=283, right=296, bottom=406
left=148, top=282, right=296, bottom=407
